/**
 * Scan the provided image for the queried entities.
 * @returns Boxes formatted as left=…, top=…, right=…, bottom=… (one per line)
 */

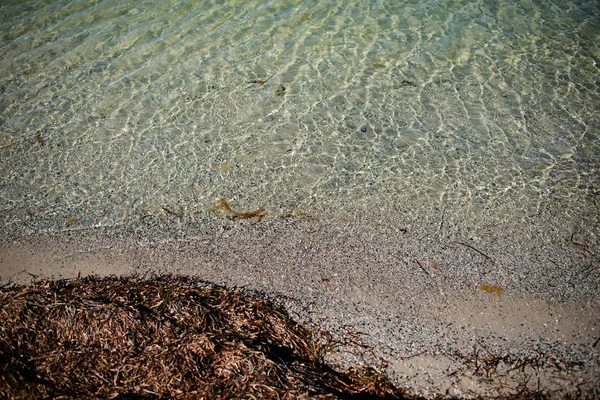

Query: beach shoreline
left=2, top=213, right=598, bottom=397
left=2, top=0, right=599, bottom=396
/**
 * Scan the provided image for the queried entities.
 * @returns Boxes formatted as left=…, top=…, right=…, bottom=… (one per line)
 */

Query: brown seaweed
left=0, top=276, right=408, bottom=399
left=400, top=80, right=416, bottom=88
left=276, top=85, right=287, bottom=96
left=248, top=79, right=267, bottom=86
left=479, top=283, right=503, bottom=296
left=215, top=197, right=266, bottom=221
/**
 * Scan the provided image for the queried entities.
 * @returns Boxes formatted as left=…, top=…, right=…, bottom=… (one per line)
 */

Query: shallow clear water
left=1, top=0, right=599, bottom=236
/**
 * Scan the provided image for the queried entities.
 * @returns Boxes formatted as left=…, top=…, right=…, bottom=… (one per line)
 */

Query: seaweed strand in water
left=216, top=197, right=266, bottom=220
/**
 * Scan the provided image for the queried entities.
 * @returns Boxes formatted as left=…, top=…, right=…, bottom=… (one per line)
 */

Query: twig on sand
left=399, top=350, right=427, bottom=360
left=570, top=233, right=600, bottom=262
left=454, top=241, right=493, bottom=262
left=414, top=259, right=429, bottom=275
left=476, top=339, right=496, bottom=359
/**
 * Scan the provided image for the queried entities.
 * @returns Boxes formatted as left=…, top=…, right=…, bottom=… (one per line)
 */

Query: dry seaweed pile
left=0, top=276, right=411, bottom=399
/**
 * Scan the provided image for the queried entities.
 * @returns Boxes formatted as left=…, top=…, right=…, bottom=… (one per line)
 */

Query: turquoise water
left=0, top=0, right=599, bottom=236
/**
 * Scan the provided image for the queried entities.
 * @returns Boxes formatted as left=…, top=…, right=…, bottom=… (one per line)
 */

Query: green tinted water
left=1, top=0, right=598, bottom=236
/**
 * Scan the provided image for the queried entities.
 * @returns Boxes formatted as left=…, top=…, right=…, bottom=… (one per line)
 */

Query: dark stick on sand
left=454, top=241, right=493, bottom=262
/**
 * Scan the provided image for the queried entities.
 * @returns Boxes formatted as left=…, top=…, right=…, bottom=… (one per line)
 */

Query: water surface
left=1, top=0, right=599, bottom=237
